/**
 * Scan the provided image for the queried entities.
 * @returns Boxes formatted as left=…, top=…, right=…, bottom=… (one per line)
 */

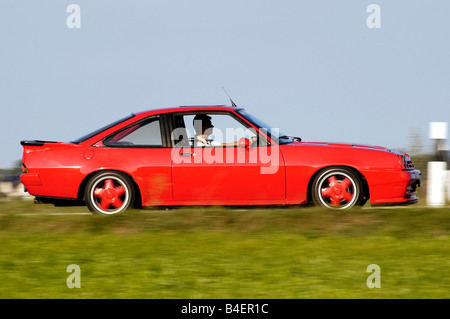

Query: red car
left=20, top=105, right=422, bottom=215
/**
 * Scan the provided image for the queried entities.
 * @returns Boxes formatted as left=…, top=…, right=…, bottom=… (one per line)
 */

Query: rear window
left=103, top=116, right=162, bottom=147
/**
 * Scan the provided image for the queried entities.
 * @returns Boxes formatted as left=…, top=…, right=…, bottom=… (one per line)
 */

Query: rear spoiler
left=21, top=140, right=58, bottom=146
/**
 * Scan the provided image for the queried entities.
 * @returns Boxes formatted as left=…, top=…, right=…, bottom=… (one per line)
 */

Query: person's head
left=193, top=114, right=214, bottom=136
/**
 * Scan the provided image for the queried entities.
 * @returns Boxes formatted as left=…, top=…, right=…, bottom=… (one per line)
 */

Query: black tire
left=311, top=167, right=364, bottom=210
left=84, top=171, right=134, bottom=216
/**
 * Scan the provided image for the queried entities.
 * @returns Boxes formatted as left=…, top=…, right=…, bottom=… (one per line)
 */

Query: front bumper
left=370, top=169, right=422, bottom=205
left=405, top=169, right=422, bottom=197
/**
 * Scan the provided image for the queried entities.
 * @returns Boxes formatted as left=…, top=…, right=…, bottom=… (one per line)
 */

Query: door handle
left=180, top=152, right=195, bottom=157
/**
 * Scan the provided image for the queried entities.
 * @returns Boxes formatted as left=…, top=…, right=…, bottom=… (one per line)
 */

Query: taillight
left=22, top=163, right=29, bottom=173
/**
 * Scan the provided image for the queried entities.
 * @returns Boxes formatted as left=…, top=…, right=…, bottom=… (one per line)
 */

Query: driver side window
left=172, top=112, right=258, bottom=147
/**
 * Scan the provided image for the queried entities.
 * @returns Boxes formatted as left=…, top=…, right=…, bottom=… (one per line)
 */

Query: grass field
left=0, top=199, right=449, bottom=299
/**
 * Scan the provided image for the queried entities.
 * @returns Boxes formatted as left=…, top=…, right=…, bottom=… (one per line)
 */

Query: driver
left=193, top=114, right=221, bottom=146
left=193, top=114, right=257, bottom=147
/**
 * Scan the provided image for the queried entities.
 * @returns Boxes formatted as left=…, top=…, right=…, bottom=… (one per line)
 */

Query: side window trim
left=160, top=113, right=172, bottom=148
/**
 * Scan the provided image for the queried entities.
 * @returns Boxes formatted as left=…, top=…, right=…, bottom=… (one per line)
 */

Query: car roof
left=134, top=105, right=243, bottom=118
left=74, top=105, right=246, bottom=145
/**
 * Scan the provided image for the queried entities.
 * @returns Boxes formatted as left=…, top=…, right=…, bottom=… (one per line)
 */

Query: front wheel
left=85, top=171, right=135, bottom=215
left=311, top=167, right=364, bottom=210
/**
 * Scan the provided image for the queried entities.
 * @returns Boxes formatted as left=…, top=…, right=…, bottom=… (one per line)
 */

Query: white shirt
left=195, top=136, right=221, bottom=146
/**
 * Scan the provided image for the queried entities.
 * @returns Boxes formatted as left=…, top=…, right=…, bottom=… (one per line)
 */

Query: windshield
left=71, top=114, right=136, bottom=144
left=237, top=109, right=298, bottom=144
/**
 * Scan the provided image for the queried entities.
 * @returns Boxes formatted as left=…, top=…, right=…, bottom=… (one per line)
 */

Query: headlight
left=397, top=154, right=414, bottom=170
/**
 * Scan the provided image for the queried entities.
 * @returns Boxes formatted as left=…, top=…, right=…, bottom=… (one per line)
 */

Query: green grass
left=0, top=200, right=449, bottom=298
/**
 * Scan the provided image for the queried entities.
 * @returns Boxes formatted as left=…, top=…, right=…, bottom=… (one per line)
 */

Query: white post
left=447, top=171, right=450, bottom=202
left=427, top=122, right=448, bottom=206
left=427, top=162, right=446, bottom=206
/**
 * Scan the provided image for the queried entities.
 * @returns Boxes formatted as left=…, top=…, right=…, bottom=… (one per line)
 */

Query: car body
left=20, top=105, right=422, bottom=215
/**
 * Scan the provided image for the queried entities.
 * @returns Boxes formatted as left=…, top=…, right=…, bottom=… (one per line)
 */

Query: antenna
left=222, top=87, right=237, bottom=107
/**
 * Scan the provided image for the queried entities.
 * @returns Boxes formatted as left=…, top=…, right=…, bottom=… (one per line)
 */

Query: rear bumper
left=369, top=169, right=422, bottom=205
left=20, top=173, right=42, bottom=187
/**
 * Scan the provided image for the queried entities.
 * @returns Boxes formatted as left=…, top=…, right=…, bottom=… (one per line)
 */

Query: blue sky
left=1, top=0, right=449, bottom=168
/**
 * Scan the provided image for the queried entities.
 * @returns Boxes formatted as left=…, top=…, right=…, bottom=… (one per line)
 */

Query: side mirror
left=239, top=137, right=250, bottom=148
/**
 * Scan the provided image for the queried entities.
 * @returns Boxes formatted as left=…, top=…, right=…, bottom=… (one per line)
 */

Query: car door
left=170, top=111, right=286, bottom=205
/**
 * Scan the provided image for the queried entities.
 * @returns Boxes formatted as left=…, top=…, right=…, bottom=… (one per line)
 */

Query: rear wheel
left=85, top=171, right=134, bottom=215
left=312, top=167, right=363, bottom=210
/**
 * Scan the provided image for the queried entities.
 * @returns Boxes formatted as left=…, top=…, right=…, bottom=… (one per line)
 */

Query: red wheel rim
left=317, top=172, right=358, bottom=209
left=90, top=176, right=130, bottom=214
